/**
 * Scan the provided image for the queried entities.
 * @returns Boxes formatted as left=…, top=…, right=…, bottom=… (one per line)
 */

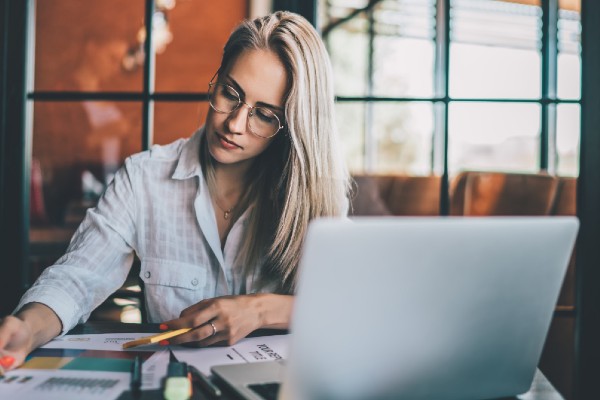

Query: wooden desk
left=66, top=322, right=565, bottom=400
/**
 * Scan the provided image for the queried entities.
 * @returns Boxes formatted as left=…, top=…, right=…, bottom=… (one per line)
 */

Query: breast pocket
left=140, top=258, right=208, bottom=322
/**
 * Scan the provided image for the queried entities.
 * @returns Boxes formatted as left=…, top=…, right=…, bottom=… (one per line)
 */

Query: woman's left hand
left=160, top=294, right=293, bottom=347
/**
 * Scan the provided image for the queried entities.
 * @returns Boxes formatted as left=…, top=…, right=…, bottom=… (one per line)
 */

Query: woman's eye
left=255, top=108, right=277, bottom=124
left=222, top=86, right=238, bottom=100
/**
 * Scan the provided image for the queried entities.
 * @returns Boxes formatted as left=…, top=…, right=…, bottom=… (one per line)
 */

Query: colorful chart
left=22, top=348, right=153, bottom=372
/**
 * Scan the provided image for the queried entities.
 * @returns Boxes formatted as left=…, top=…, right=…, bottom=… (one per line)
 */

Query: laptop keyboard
left=248, top=382, right=281, bottom=400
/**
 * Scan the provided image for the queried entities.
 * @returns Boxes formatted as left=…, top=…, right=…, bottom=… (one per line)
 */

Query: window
left=322, top=0, right=581, bottom=182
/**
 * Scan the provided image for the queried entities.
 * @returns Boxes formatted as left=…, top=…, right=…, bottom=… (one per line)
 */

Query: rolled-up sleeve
left=16, top=157, right=139, bottom=335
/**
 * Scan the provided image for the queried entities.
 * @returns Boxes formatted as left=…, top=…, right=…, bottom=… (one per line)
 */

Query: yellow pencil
left=122, top=328, right=192, bottom=349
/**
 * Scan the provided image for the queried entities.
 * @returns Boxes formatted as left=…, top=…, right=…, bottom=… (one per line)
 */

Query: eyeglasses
left=208, top=79, right=284, bottom=139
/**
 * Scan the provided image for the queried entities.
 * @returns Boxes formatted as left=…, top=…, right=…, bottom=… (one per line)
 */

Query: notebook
left=212, top=217, right=578, bottom=400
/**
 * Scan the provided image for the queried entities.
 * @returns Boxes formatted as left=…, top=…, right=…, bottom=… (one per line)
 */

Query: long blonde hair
left=201, top=11, right=350, bottom=293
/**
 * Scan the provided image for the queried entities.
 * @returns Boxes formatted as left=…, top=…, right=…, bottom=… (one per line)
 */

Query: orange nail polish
left=159, top=340, right=169, bottom=346
left=159, top=323, right=168, bottom=330
left=0, top=356, right=15, bottom=368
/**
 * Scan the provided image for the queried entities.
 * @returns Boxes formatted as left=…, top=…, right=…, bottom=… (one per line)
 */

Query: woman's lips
left=216, top=133, right=243, bottom=150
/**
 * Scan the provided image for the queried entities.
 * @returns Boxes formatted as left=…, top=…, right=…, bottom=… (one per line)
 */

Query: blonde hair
left=201, top=11, right=350, bottom=293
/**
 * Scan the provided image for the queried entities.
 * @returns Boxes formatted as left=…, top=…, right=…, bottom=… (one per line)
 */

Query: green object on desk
left=130, top=355, right=142, bottom=394
left=164, top=359, right=192, bottom=400
left=164, top=376, right=192, bottom=400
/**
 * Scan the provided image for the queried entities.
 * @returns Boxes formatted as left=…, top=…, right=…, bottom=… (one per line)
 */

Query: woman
left=0, top=11, right=349, bottom=370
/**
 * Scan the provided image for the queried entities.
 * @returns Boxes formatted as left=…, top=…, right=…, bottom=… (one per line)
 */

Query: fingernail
left=0, top=356, right=14, bottom=368
left=159, top=340, right=169, bottom=346
left=159, top=324, right=168, bottom=330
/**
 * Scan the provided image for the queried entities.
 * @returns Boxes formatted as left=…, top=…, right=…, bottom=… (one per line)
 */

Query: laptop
left=212, top=217, right=579, bottom=400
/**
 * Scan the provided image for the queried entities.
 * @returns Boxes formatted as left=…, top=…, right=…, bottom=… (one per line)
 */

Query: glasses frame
left=208, top=75, right=285, bottom=139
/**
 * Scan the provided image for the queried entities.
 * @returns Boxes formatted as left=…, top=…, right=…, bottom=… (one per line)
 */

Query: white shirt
left=18, top=129, right=262, bottom=334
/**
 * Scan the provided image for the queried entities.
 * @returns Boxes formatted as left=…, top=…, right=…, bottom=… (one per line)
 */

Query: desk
left=64, top=322, right=566, bottom=400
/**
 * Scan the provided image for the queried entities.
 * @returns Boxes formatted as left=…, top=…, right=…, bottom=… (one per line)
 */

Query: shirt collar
left=172, top=127, right=204, bottom=181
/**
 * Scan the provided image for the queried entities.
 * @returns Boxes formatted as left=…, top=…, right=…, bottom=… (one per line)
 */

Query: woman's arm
left=0, top=302, right=62, bottom=371
left=161, top=294, right=294, bottom=346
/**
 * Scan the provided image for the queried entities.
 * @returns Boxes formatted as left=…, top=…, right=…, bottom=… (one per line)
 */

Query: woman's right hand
left=0, top=303, right=62, bottom=372
left=0, top=315, right=34, bottom=371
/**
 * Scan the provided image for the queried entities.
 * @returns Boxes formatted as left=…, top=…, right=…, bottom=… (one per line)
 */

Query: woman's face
left=205, top=49, right=288, bottom=168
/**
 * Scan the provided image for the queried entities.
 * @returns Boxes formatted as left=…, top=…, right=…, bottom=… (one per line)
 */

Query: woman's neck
left=213, top=161, right=251, bottom=201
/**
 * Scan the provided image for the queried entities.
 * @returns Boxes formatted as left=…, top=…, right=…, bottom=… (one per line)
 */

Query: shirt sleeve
left=16, top=157, right=139, bottom=335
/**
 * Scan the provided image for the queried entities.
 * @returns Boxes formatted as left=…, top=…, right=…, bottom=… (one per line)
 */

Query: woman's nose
left=226, top=105, right=249, bottom=134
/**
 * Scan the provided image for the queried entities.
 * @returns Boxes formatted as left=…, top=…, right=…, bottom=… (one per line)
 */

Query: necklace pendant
left=224, top=210, right=231, bottom=220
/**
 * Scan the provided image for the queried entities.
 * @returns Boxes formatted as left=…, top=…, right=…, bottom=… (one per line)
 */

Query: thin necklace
left=214, top=199, right=235, bottom=220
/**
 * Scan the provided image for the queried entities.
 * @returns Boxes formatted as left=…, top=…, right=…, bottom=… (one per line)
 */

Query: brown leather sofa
left=350, top=174, right=441, bottom=216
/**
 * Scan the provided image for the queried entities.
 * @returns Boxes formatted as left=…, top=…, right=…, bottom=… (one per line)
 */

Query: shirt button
left=144, top=271, right=151, bottom=279
left=191, top=278, right=199, bottom=286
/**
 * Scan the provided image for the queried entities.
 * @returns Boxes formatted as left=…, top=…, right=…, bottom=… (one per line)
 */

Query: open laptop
left=212, top=217, right=579, bottom=400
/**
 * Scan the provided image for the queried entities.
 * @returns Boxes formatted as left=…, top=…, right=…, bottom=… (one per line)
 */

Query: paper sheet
left=0, top=369, right=130, bottom=400
left=172, top=334, right=290, bottom=376
left=140, top=349, right=170, bottom=390
left=42, top=333, right=162, bottom=351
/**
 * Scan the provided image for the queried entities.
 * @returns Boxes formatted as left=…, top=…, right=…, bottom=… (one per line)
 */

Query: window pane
left=372, top=0, right=436, bottom=97
left=153, top=102, right=208, bottom=145
left=449, top=0, right=542, bottom=99
left=154, top=0, right=246, bottom=92
left=327, top=27, right=369, bottom=97
left=336, top=102, right=365, bottom=173
left=34, top=0, right=144, bottom=92
left=372, top=102, right=434, bottom=174
left=448, top=102, right=541, bottom=174
left=558, top=1, right=581, bottom=99
left=31, top=101, right=142, bottom=226
left=324, top=0, right=369, bottom=98
left=556, top=104, right=580, bottom=177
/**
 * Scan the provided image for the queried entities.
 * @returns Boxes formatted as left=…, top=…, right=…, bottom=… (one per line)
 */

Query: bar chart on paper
left=0, top=335, right=156, bottom=399
left=0, top=369, right=130, bottom=399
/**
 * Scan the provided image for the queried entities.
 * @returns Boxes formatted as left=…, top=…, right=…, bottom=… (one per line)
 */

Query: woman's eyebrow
left=225, top=75, right=284, bottom=112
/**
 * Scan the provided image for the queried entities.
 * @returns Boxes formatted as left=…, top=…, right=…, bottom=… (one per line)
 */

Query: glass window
left=372, top=102, right=434, bottom=174
left=327, top=25, right=369, bottom=97
left=154, top=0, right=246, bottom=92
left=34, top=0, right=145, bottom=92
left=336, top=102, right=365, bottom=173
left=449, top=0, right=542, bottom=99
left=153, top=102, right=208, bottom=145
left=448, top=102, right=541, bottom=174
left=31, top=101, right=141, bottom=225
left=372, top=0, right=436, bottom=97
left=556, top=104, right=580, bottom=176
left=557, top=0, right=582, bottom=99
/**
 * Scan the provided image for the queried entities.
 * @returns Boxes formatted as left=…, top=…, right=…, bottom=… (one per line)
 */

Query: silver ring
left=209, top=321, right=217, bottom=337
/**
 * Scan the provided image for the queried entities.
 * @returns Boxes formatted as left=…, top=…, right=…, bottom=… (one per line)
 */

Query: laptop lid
left=283, top=216, right=578, bottom=400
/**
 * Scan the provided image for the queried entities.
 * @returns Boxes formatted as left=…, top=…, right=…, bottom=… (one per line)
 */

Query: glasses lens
left=208, top=82, right=282, bottom=138
left=209, top=83, right=239, bottom=113
left=249, top=107, right=281, bottom=138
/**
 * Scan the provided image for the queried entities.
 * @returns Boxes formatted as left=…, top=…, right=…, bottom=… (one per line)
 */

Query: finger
left=197, top=332, right=229, bottom=347
left=169, top=320, right=221, bottom=346
left=162, top=307, right=218, bottom=331
left=0, top=355, right=15, bottom=369
left=160, top=316, right=194, bottom=330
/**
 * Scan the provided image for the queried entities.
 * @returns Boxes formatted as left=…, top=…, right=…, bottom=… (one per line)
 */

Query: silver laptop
left=212, top=217, right=578, bottom=400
